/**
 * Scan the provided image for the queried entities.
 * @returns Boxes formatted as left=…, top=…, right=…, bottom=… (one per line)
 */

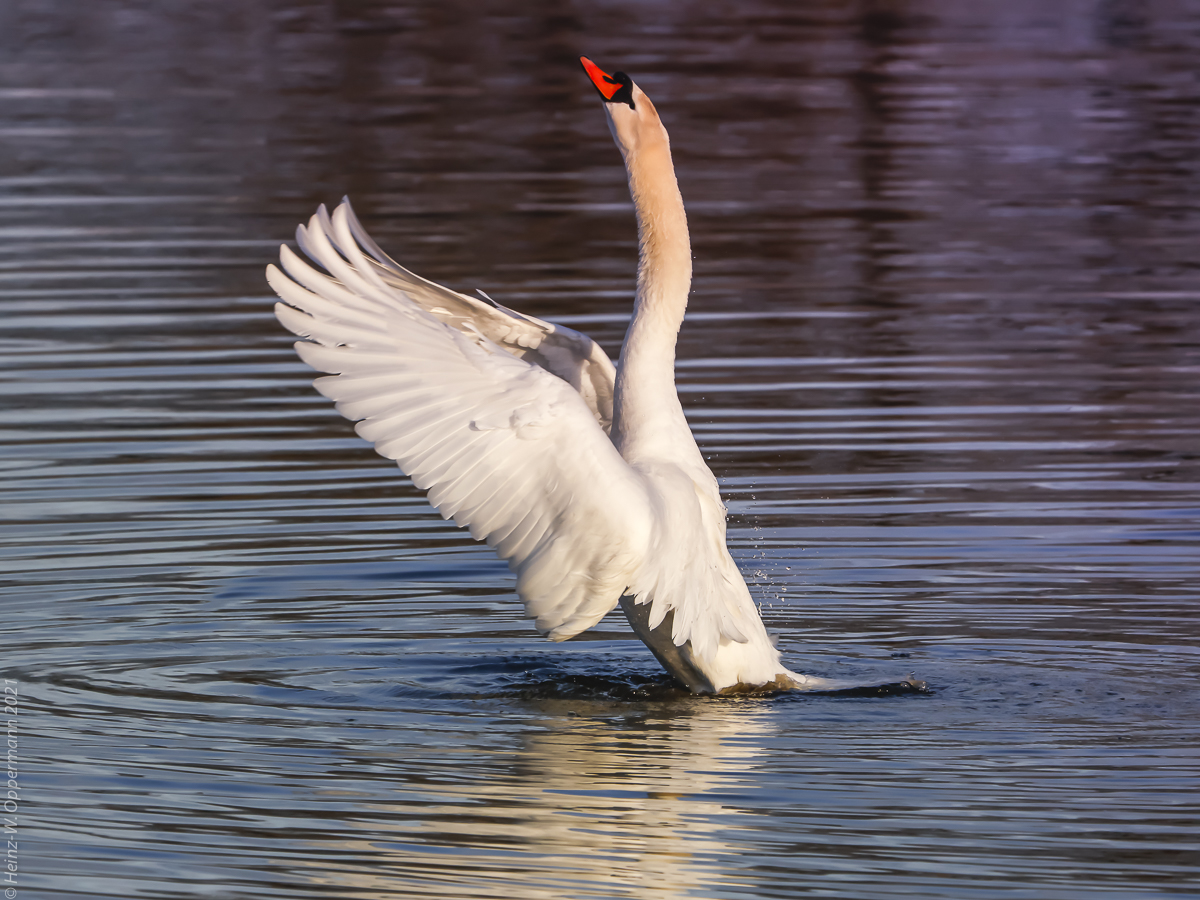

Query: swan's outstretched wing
left=269, top=203, right=651, bottom=639
left=291, top=200, right=616, bottom=432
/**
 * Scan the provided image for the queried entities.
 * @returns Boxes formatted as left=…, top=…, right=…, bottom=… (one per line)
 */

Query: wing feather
left=270, top=200, right=651, bottom=640
left=276, top=247, right=386, bottom=328
left=301, top=200, right=618, bottom=433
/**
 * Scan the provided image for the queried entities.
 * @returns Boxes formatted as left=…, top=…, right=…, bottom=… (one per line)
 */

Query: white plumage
left=268, top=58, right=825, bottom=693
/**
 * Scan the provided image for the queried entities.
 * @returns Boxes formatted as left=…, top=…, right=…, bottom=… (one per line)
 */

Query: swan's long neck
left=611, top=136, right=694, bottom=460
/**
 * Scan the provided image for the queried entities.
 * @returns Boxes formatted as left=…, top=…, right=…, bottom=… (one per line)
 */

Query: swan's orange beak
left=581, top=57, right=621, bottom=100
left=580, top=56, right=635, bottom=109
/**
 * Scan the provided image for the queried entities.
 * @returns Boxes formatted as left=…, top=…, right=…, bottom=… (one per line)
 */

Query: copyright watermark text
left=3, top=678, right=17, bottom=898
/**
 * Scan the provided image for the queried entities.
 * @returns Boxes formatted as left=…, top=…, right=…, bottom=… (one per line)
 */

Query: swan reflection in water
left=288, top=696, right=791, bottom=899
left=269, top=57, right=922, bottom=695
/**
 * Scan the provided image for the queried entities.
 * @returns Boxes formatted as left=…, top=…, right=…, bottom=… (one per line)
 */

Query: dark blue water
left=3, top=2, right=1198, bottom=898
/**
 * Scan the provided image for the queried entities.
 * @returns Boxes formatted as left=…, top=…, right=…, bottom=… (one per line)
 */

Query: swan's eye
left=605, top=72, right=636, bottom=110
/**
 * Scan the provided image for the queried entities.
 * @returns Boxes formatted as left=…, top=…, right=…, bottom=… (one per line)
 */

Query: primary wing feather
left=269, top=202, right=650, bottom=639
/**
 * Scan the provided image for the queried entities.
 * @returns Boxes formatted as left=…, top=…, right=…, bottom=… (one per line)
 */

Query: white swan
left=267, top=58, right=830, bottom=693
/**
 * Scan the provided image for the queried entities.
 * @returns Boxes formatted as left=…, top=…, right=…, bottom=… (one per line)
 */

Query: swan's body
left=268, top=59, right=822, bottom=693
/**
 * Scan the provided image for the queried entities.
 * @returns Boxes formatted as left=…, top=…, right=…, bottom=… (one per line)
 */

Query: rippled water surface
left=4, top=2, right=1200, bottom=898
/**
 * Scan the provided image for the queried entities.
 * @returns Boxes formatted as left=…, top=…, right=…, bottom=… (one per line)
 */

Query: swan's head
left=580, top=56, right=668, bottom=159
